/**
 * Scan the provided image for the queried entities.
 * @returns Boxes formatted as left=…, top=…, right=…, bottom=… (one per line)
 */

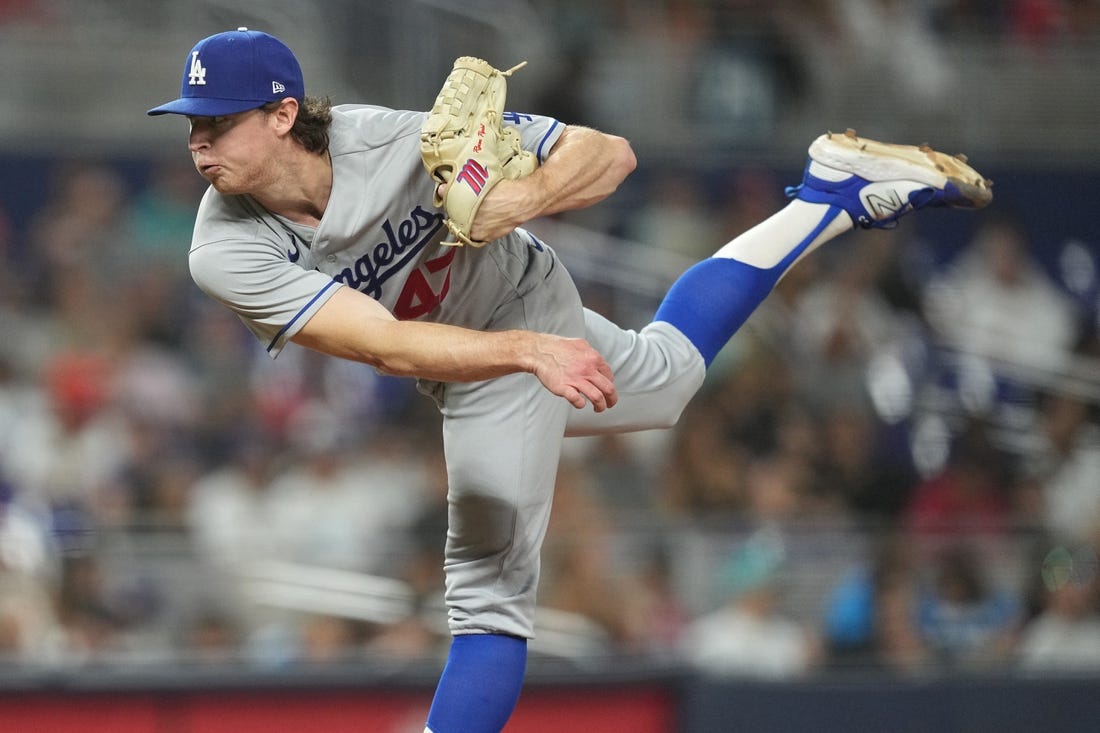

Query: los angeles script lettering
left=331, top=205, right=445, bottom=298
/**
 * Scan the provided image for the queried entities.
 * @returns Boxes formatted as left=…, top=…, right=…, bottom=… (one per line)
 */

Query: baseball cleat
left=786, top=128, right=993, bottom=229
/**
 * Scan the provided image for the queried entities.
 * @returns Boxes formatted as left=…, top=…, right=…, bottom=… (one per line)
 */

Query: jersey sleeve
left=189, top=236, right=343, bottom=358
left=504, top=112, right=564, bottom=164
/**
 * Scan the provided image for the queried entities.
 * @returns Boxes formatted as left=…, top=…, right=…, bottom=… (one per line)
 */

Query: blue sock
left=654, top=205, right=842, bottom=365
left=425, top=634, right=528, bottom=733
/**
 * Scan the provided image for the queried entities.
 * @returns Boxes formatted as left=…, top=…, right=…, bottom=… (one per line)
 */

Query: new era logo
left=272, top=81, right=285, bottom=94
left=188, top=51, right=207, bottom=86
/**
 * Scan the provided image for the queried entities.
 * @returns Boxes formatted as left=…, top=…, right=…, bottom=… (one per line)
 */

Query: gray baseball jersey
left=189, top=105, right=704, bottom=637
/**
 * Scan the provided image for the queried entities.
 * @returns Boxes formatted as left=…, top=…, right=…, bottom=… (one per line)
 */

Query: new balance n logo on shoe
left=188, top=52, right=207, bottom=86
left=862, top=189, right=908, bottom=220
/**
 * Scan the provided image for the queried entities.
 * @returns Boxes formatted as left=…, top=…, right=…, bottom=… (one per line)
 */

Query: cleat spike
left=954, top=153, right=969, bottom=163
left=844, top=128, right=858, bottom=139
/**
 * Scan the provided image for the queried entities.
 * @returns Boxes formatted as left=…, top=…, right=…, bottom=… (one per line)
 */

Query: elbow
left=614, top=135, right=638, bottom=181
left=591, top=134, right=636, bottom=203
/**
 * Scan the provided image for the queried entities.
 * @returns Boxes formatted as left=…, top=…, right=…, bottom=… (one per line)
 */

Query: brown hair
left=261, top=96, right=332, bottom=154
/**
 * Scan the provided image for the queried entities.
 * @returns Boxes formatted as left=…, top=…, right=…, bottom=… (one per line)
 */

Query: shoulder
left=327, top=104, right=427, bottom=155
left=189, top=191, right=295, bottom=287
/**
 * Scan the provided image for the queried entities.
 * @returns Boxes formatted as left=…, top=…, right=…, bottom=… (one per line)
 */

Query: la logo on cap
left=188, top=51, right=206, bottom=86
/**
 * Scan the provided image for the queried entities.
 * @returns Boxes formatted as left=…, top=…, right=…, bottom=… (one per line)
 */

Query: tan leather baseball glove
left=420, top=57, right=537, bottom=247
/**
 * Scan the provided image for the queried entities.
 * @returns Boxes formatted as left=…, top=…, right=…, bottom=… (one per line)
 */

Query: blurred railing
left=0, top=516, right=1065, bottom=672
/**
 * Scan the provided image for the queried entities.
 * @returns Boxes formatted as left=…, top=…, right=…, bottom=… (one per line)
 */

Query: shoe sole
left=809, top=129, right=993, bottom=209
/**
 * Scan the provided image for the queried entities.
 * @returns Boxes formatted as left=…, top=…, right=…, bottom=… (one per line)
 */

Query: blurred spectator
left=0, top=498, right=60, bottom=666
left=52, top=552, right=127, bottom=665
left=790, top=235, right=906, bottom=412
left=106, top=329, right=204, bottom=530
left=115, top=158, right=206, bottom=348
left=657, top=398, right=750, bottom=519
left=180, top=608, right=243, bottom=665
left=743, top=450, right=817, bottom=522
left=1019, top=388, right=1100, bottom=543
left=299, top=614, right=363, bottom=665
left=629, top=541, right=691, bottom=660
left=922, top=211, right=1080, bottom=387
left=1017, top=543, right=1100, bottom=673
left=715, top=234, right=820, bottom=378
left=6, top=163, right=135, bottom=392
left=265, top=404, right=434, bottom=575
left=364, top=448, right=450, bottom=662
left=178, top=302, right=264, bottom=462
left=564, top=431, right=664, bottom=514
left=123, top=157, right=205, bottom=274
left=830, top=0, right=957, bottom=111
left=264, top=438, right=377, bottom=573
left=623, top=170, right=721, bottom=261
left=716, top=166, right=786, bottom=242
left=24, top=162, right=129, bottom=309
left=186, top=431, right=284, bottom=571
left=111, top=338, right=201, bottom=432
left=658, top=334, right=821, bottom=521
left=540, top=460, right=652, bottom=654
left=579, top=0, right=716, bottom=148
left=1, top=350, right=132, bottom=523
left=904, top=418, right=1017, bottom=536
left=695, top=3, right=810, bottom=139
left=709, top=328, right=800, bottom=459
left=125, top=448, right=202, bottom=532
left=679, top=527, right=822, bottom=678
left=916, top=541, right=1021, bottom=669
left=0, top=357, right=33, bottom=477
left=0, top=573, right=57, bottom=666
left=364, top=607, right=448, bottom=663
left=813, top=404, right=918, bottom=521
left=874, top=554, right=933, bottom=674
left=824, top=533, right=930, bottom=674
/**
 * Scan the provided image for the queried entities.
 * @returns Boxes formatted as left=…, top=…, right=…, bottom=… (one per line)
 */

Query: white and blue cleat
left=787, top=128, right=993, bottom=229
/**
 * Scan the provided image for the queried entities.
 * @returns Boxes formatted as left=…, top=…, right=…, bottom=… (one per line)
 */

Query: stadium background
left=2, top=1, right=1100, bottom=730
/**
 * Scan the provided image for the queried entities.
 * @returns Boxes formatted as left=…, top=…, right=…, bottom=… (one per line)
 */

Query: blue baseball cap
left=148, top=27, right=303, bottom=117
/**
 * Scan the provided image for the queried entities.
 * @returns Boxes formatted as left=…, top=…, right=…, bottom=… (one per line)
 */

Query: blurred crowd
left=1, top=0, right=1100, bottom=683
left=1, top=154, right=1098, bottom=681
left=527, top=0, right=1100, bottom=154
